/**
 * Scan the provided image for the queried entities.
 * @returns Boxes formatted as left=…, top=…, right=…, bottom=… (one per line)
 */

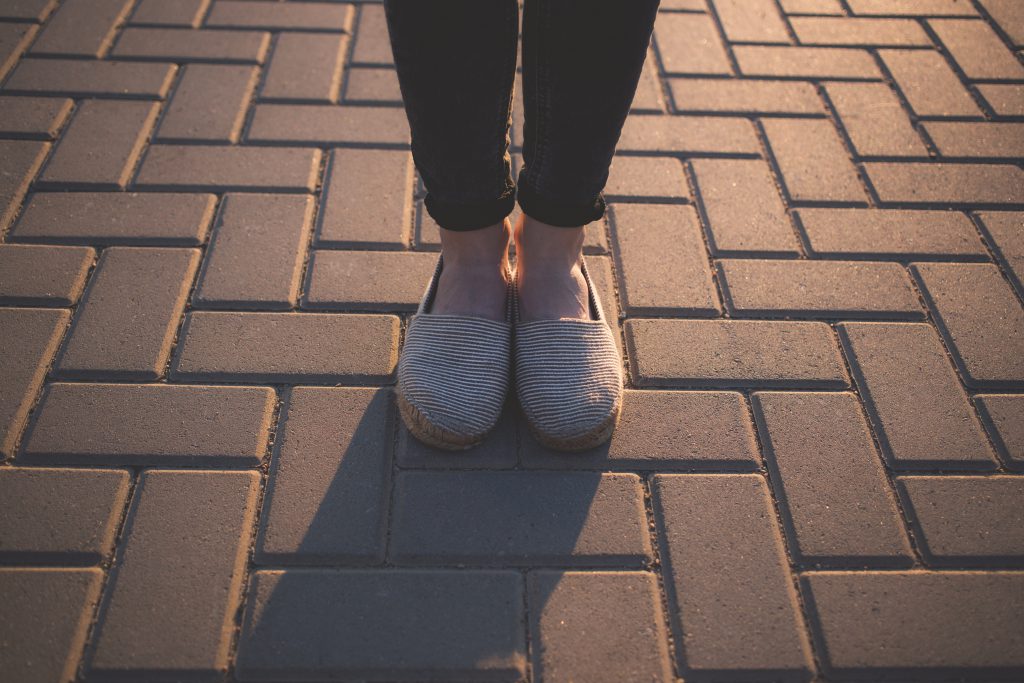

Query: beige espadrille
left=512, top=259, right=623, bottom=451
left=396, top=254, right=513, bottom=450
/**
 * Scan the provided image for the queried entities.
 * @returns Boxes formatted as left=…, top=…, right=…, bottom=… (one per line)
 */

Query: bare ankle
left=439, top=219, right=511, bottom=271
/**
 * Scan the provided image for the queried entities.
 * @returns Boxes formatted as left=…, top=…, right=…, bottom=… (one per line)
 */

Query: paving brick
left=632, top=48, right=665, bottom=113
left=604, top=156, right=687, bottom=200
left=780, top=0, right=844, bottom=13
left=791, top=16, right=930, bottom=45
left=0, top=244, right=94, bottom=305
left=23, top=383, right=275, bottom=466
left=912, top=262, right=1024, bottom=388
left=30, top=0, right=129, bottom=57
left=825, top=82, right=928, bottom=158
left=803, top=572, right=1024, bottom=678
left=173, top=312, right=399, bottom=383
left=342, top=66, right=401, bottom=105
left=752, top=392, right=913, bottom=565
left=0, top=0, right=57, bottom=21
left=0, top=568, right=103, bottom=683
left=397, top=399, right=519, bottom=469
left=720, top=259, right=922, bottom=318
left=247, top=103, right=411, bottom=145
left=653, top=474, right=813, bottom=679
left=900, top=476, right=1024, bottom=564
left=0, top=140, right=48, bottom=231
left=878, top=49, right=982, bottom=118
left=38, top=100, right=158, bottom=190
left=762, top=118, right=867, bottom=203
left=12, top=192, right=215, bottom=245
left=0, top=468, right=129, bottom=563
left=734, top=45, right=880, bottom=79
left=847, top=0, right=978, bottom=14
left=714, top=0, right=791, bottom=43
left=626, top=319, right=848, bottom=388
left=351, top=3, right=393, bottom=65
left=0, top=308, right=67, bottom=457
left=156, top=64, right=257, bottom=143
left=690, top=158, right=800, bottom=255
left=261, top=32, right=348, bottom=103
left=390, top=472, right=651, bottom=566
left=797, top=208, right=988, bottom=259
left=528, top=571, right=672, bottom=683
left=1, top=23, right=36, bottom=83
left=130, top=0, right=208, bottom=27
left=977, top=211, right=1024, bottom=294
left=0, top=96, right=72, bottom=139
left=976, top=394, right=1024, bottom=469
left=977, top=83, right=1024, bottom=116
left=56, top=247, right=198, bottom=380
left=206, top=0, right=352, bottom=31
left=520, top=389, right=760, bottom=471
left=237, top=569, right=525, bottom=681
left=924, top=122, right=1024, bottom=159
left=609, top=203, right=719, bottom=315
left=89, top=470, right=259, bottom=680
left=617, top=114, right=759, bottom=154
left=980, top=0, right=1024, bottom=45
left=837, top=322, right=996, bottom=469
left=2, top=58, right=177, bottom=99
left=113, top=26, right=270, bottom=63
left=865, top=162, right=1024, bottom=206
left=194, top=194, right=313, bottom=309
left=654, top=13, right=731, bottom=75
left=135, top=145, right=321, bottom=192
left=931, top=19, right=1024, bottom=80
left=304, top=250, right=437, bottom=311
left=670, top=78, right=824, bottom=115
left=256, top=387, right=392, bottom=564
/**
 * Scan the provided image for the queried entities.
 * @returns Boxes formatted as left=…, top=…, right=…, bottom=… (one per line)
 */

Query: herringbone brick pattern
left=1, top=1, right=1023, bottom=681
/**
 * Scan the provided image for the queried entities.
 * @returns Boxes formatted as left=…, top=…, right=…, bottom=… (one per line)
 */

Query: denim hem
left=424, top=190, right=516, bottom=232
left=516, top=180, right=606, bottom=228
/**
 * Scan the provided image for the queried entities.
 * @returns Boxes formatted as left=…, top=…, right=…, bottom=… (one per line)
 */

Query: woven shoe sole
left=523, top=395, right=622, bottom=452
left=396, top=391, right=486, bottom=450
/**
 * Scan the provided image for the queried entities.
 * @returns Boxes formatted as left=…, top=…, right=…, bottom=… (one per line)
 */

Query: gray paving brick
left=173, top=312, right=399, bottom=383
left=135, top=145, right=321, bottom=192
left=803, top=572, right=1024, bottom=678
left=930, top=19, right=1024, bottom=80
left=976, top=394, right=1024, bottom=469
left=0, top=96, right=73, bottom=139
left=317, top=148, right=414, bottom=248
left=247, top=103, right=410, bottom=145
left=206, top=0, right=353, bottom=31
left=847, top=0, right=977, bottom=15
left=0, top=0, right=57, bottom=21
left=89, top=470, right=260, bottom=680
left=0, top=244, right=94, bottom=305
left=112, top=27, right=270, bottom=63
left=0, top=468, right=129, bottom=563
left=977, top=211, right=1024, bottom=295
left=714, top=0, right=791, bottom=43
left=734, top=45, right=880, bottom=79
left=342, top=66, right=401, bottom=105
left=390, top=472, right=651, bottom=566
left=0, top=307, right=67, bottom=457
left=865, top=162, right=1024, bottom=206
left=609, top=203, right=719, bottom=315
left=528, top=571, right=672, bottom=683
left=977, top=84, right=1024, bottom=116
left=825, top=82, right=928, bottom=158
left=753, top=392, right=913, bottom=565
left=837, top=322, right=996, bottom=469
left=130, top=0, right=208, bottom=27
left=654, top=13, right=731, bottom=75
left=880, top=49, right=982, bottom=117
left=791, top=16, right=930, bottom=45
left=261, top=32, right=348, bottom=103
left=156, top=64, right=257, bottom=143
left=38, top=100, right=159, bottom=190
left=617, top=115, right=759, bottom=154
left=670, top=78, right=824, bottom=115
left=350, top=4, right=393, bottom=65
left=632, top=49, right=665, bottom=113
left=397, top=400, right=519, bottom=469
left=256, top=387, right=392, bottom=564
left=720, top=259, right=922, bottom=319
left=0, top=23, right=36, bottom=81
left=628, top=318, right=848, bottom=388
left=913, top=262, right=1024, bottom=388
left=194, top=194, right=313, bottom=309
left=605, top=156, right=687, bottom=200
left=236, top=569, right=525, bottom=681
left=2, top=58, right=177, bottom=99
left=304, top=250, right=437, bottom=311
left=0, top=140, right=48, bottom=231
left=30, top=0, right=129, bottom=57
left=924, top=122, right=1024, bottom=159
left=762, top=118, right=867, bottom=203
left=0, top=568, right=103, bottom=683
left=653, top=474, right=813, bottom=679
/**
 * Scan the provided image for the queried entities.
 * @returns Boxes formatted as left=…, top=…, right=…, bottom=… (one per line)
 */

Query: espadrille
left=396, top=254, right=513, bottom=450
left=512, top=259, right=623, bottom=451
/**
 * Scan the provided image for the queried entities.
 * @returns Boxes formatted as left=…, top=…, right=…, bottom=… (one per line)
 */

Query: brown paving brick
left=156, top=64, right=257, bottom=143
left=617, top=114, right=759, bottom=154
left=0, top=468, right=129, bottom=564
left=261, top=32, right=348, bottom=103
left=803, top=572, right=1024, bottom=678
left=690, top=158, right=800, bottom=255
left=912, top=262, right=1024, bottom=388
left=0, top=24, right=36, bottom=84
left=343, top=66, right=402, bottom=105
left=980, top=0, right=1024, bottom=45
left=655, top=14, right=731, bottom=75
left=899, top=476, right=1024, bottom=564
left=653, top=474, right=813, bottom=679
left=583, top=252, right=620, bottom=323
left=865, top=162, right=1024, bottom=206
left=317, top=148, right=414, bottom=248
left=931, top=19, right=1024, bottom=80
left=780, top=0, right=844, bottom=13
left=977, top=84, right=1024, bottom=116
left=878, top=49, right=982, bottom=117
left=762, top=118, right=866, bottom=203
left=89, top=470, right=259, bottom=680
left=847, top=0, right=977, bottom=14
left=720, top=259, right=922, bottom=318
left=24, top=383, right=274, bottom=465
left=520, top=389, right=760, bottom=471
left=130, top=0, right=208, bottom=27
left=734, top=45, right=880, bottom=79
left=0, top=568, right=103, bottom=683
left=390, top=472, right=651, bottom=566
left=605, top=156, right=687, bottom=200
left=351, top=4, right=393, bottom=65
left=247, top=103, right=411, bottom=145
left=38, top=100, right=158, bottom=190
left=304, top=250, right=437, bottom=311
left=609, top=203, right=719, bottom=315
left=791, top=16, right=930, bottom=45
left=112, top=27, right=270, bottom=63
left=2, top=58, right=177, bottom=99
left=135, top=145, right=321, bottom=192
left=627, top=319, right=848, bottom=388
left=0, top=307, right=67, bottom=457
left=837, top=322, right=996, bottom=469
left=56, top=247, right=199, bottom=380
left=236, top=569, right=525, bottom=681
left=977, top=211, right=1024, bottom=294
left=632, top=49, right=665, bottom=113
left=670, top=78, right=824, bottom=115
left=397, top=400, right=519, bottom=469
left=256, top=387, right=392, bottom=564
left=713, top=0, right=791, bottom=43
left=0, top=140, right=48, bottom=231
left=924, top=122, right=1024, bottom=159
left=976, top=394, right=1024, bottom=469
left=0, top=244, right=94, bottom=305
left=173, top=311, right=399, bottom=383
left=0, top=96, right=72, bottom=139
left=825, top=82, right=928, bottom=158
left=529, top=571, right=672, bottom=683
left=194, top=194, right=313, bottom=309
left=206, top=0, right=352, bottom=31
left=30, top=0, right=129, bottom=57
left=797, top=208, right=987, bottom=259
left=752, top=392, right=913, bottom=565
left=0, top=0, right=57, bottom=21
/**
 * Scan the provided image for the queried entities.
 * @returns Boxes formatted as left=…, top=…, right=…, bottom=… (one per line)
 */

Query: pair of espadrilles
left=396, top=254, right=622, bottom=452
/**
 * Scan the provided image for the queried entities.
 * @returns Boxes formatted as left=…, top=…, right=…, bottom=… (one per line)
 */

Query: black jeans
left=383, top=0, right=661, bottom=231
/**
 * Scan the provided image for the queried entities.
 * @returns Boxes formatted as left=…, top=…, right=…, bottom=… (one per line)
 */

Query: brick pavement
left=1, top=1, right=1023, bottom=681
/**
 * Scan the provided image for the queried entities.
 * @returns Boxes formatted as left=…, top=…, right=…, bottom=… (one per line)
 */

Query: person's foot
left=431, top=218, right=512, bottom=322
left=512, top=212, right=589, bottom=321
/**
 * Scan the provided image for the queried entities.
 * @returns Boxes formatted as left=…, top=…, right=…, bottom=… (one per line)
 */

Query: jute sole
left=522, top=398, right=622, bottom=452
left=396, top=390, right=487, bottom=451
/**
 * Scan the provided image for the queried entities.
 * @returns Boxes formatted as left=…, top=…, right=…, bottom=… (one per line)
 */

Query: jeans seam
left=493, top=0, right=518, bottom=203
left=525, top=0, right=550, bottom=200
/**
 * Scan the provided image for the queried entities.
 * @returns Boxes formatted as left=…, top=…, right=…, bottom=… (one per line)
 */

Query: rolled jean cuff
left=424, top=189, right=516, bottom=232
left=516, top=180, right=607, bottom=227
